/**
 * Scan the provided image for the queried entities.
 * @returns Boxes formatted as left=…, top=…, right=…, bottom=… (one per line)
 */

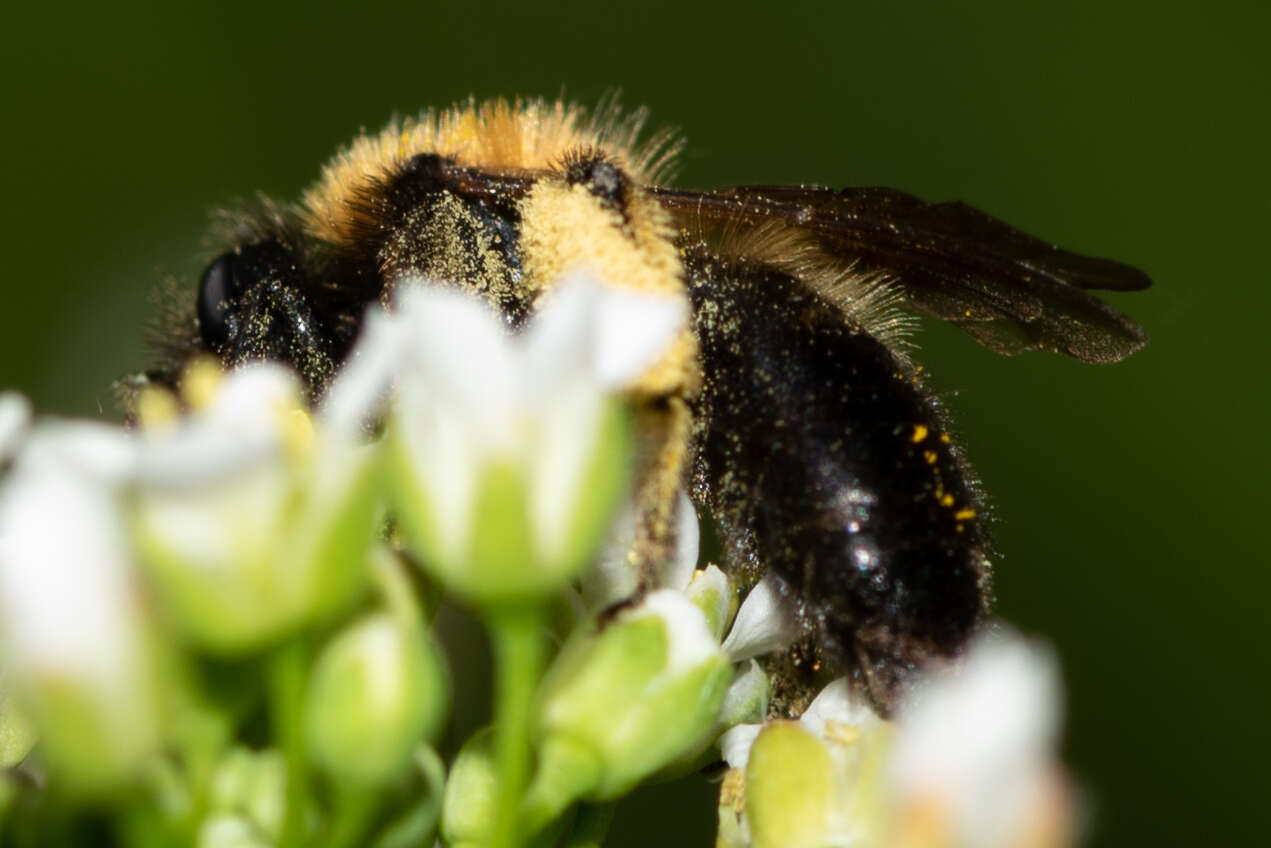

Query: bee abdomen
left=686, top=252, right=990, bottom=713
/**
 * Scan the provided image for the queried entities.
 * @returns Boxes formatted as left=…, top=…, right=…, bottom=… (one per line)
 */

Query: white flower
left=132, top=363, right=380, bottom=652
left=887, top=630, right=1070, bottom=848
left=0, top=421, right=159, bottom=788
left=343, top=273, right=686, bottom=604
left=718, top=677, right=886, bottom=772
left=717, top=631, right=1074, bottom=848
left=720, top=574, right=802, bottom=662
left=717, top=676, right=892, bottom=848
left=0, top=391, right=32, bottom=464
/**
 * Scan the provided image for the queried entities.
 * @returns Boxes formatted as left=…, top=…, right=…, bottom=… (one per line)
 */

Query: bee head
left=195, top=239, right=334, bottom=389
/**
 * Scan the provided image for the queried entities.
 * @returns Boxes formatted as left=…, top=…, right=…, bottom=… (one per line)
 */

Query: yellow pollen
left=135, top=387, right=179, bottom=431
left=911, top=424, right=929, bottom=443
left=939, top=493, right=955, bottom=507
left=281, top=408, right=316, bottom=463
left=954, top=508, right=977, bottom=520
left=923, top=450, right=938, bottom=464
left=181, top=357, right=225, bottom=411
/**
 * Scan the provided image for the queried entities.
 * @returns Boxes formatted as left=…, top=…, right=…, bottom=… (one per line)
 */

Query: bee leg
left=628, top=394, right=693, bottom=588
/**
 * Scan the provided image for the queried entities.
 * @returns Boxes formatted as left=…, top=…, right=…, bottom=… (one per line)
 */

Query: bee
left=147, top=97, right=1148, bottom=714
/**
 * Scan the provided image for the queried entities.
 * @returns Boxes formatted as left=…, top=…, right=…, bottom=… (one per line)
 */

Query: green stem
left=268, top=640, right=311, bottom=848
left=325, top=785, right=380, bottom=848
left=521, top=736, right=601, bottom=834
left=487, top=606, right=547, bottom=848
left=562, top=803, right=616, bottom=848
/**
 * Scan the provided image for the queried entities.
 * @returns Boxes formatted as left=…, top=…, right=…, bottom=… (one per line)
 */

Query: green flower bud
left=719, top=679, right=894, bottom=848
left=683, top=564, right=733, bottom=641
left=718, top=659, right=770, bottom=730
left=206, top=746, right=287, bottom=841
left=0, top=681, right=37, bottom=767
left=745, top=722, right=835, bottom=848
left=526, top=591, right=732, bottom=823
left=197, top=815, right=275, bottom=848
left=440, top=728, right=497, bottom=848
left=305, top=613, right=448, bottom=787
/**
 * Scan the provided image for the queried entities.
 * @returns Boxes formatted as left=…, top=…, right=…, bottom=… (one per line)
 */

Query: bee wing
left=651, top=184, right=1149, bottom=363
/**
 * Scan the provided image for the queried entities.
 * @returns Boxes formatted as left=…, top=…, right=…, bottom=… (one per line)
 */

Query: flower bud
left=440, top=728, right=498, bottom=848
left=304, top=612, right=447, bottom=786
left=0, top=682, right=37, bottom=767
left=745, top=722, right=837, bottom=848
left=205, top=746, right=287, bottom=842
left=526, top=590, right=731, bottom=822
left=683, top=564, right=733, bottom=641
left=717, top=659, right=770, bottom=730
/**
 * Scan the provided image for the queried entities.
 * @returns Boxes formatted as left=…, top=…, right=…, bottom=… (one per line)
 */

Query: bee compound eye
left=196, top=253, right=239, bottom=348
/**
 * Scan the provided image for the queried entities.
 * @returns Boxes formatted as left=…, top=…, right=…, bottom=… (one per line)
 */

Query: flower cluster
left=0, top=274, right=1076, bottom=847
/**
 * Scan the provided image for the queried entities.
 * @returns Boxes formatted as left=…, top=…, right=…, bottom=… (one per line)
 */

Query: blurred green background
left=1, top=1, right=1266, bottom=844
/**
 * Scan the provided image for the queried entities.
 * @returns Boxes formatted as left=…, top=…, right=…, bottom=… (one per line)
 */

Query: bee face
left=163, top=97, right=1148, bottom=714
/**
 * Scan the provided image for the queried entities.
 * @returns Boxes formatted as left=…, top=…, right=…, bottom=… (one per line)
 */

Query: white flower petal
left=684, top=564, right=731, bottom=641
left=889, top=629, right=1063, bottom=848
left=0, top=392, right=32, bottom=463
left=591, top=283, right=686, bottom=390
left=800, top=677, right=883, bottom=738
left=520, top=273, right=602, bottom=400
left=134, top=364, right=300, bottom=488
left=718, top=658, right=770, bottom=728
left=718, top=723, right=762, bottom=770
left=320, top=305, right=406, bottom=436
left=582, top=498, right=640, bottom=610
left=579, top=496, right=640, bottom=610
left=721, top=574, right=802, bottom=662
left=656, top=491, right=700, bottom=592
left=397, top=281, right=515, bottom=446
left=523, top=272, right=687, bottom=393
left=397, top=396, right=480, bottom=565
left=0, top=462, right=140, bottom=689
left=137, top=464, right=291, bottom=572
left=581, top=490, right=702, bottom=612
left=530, top=381, right=606, bottom=565
left=627, top=589, right=723, bottom=676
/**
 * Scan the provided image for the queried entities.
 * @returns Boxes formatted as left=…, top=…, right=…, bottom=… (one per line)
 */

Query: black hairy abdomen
left=687, top=252, right=989, bottom=710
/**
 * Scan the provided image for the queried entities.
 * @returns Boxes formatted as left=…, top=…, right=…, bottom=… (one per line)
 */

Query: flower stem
left=562, top=803, right=616, bottom=848
left=268, top=640, right=311, bottom=848
left=325, top=785, right=379, bottom=848
left=487, top=606, right=547, bottom=848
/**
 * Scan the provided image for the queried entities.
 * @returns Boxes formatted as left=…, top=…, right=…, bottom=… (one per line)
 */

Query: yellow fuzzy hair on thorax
left=301, top=96, right=682, bottom=245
